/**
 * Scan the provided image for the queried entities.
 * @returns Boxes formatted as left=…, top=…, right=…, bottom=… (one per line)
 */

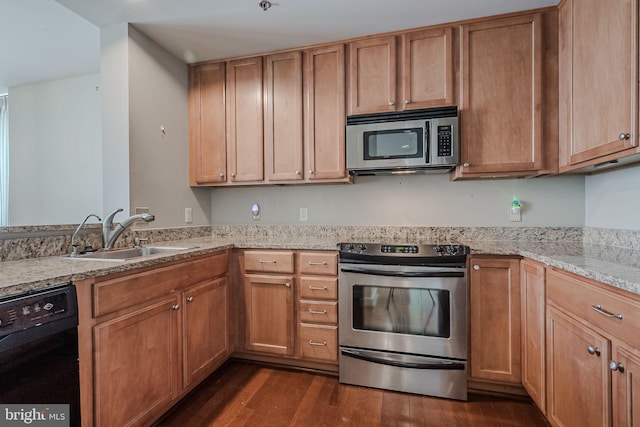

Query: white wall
left=127, top=26, right=211, bottom=228
left=8, top=74, right=102, bottom=225
left=100, top=23, right=130, bottom=217
left=210, top=174, right=586, bottom=226
left=585, top=164, right=640, bottom=230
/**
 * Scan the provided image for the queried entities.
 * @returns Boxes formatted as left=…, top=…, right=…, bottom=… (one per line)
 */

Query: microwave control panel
left=436, top=125, right=453, bottom=157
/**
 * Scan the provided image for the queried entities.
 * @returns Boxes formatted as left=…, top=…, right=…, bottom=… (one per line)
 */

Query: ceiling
left=1, top=0, right=558, bottom=94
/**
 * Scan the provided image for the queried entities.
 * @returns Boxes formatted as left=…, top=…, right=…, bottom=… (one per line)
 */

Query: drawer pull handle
left=171, top=304, right=180, bottom=311
left=259, top=259, right=277, bottom=264
left=591, top=304, right=623, bottom=320
left=309, top=340, right=328, bottom=346
left=308, top=261, right=327, bottom=266
left=309, top=309, right=327, bottom=315
left=309, top=285, right=328, bottom=291
left=186, top=296, right=194, bottom=302
left=587, top=345, right=601, bottom=357
left=609, top=361, right=625, bottom=373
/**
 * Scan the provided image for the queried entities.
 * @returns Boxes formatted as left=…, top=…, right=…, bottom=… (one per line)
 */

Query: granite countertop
left=2, top=235, right=640, bottom=298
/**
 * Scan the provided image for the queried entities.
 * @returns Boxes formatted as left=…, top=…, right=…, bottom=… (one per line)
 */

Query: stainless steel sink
left=67, top=246, right=193, bottom=261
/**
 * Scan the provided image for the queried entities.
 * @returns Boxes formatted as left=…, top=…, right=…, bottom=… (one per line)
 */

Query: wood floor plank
left=154, top=361, right=549, bottom=427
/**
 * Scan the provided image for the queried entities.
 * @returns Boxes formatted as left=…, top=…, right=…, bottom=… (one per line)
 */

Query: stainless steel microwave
left=346, top=106, right=459, bottom=175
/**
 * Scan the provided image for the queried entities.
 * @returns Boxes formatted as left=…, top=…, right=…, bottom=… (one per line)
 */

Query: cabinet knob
left=473, top=265, right=480, bottom=270
left=388, top=101, right=395, bottom=106
left=285, top=282, right=291, bottom=288
left=609, top=360, right=625, bottom=373
left=295, top=170, right=301, bottom=175
left=186, top=296, right=194, bottom=302
left=219, top=173, right=224, bottom=178
left=404, top=99, right=410, bottom=104
left=171, top=304, right=180, bottom=311
left=309, top=170, right=315, bottom=175
left=619, top=133, right=631, bottom=140
left=587, top=345, right=601, bottom=357
left=463, top=163, right=470, bottom=168
left=230, top=172, right=236, bottom=178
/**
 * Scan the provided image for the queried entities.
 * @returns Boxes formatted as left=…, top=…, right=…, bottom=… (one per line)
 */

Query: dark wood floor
left=155, top=361, right=549, bottom=427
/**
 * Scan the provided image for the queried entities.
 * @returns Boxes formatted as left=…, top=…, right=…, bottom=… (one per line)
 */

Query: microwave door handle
left=341, top=348, right=465, bottom=370
left=339, top=267, right=464, bottom=278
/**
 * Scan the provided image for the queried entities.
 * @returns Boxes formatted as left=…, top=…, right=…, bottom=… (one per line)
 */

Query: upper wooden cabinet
left=348, top=28, right=454, bottom=115
left=226, top=57, right=264, bottom=183
left=304, top=44, right=347, bottom=181
left=264, top=51, right=304, bottom=182
left=189, top=62, right=226, bottom=185
left=558, top=0, right=639, bottom=172
left=454, top=12, right=557, bottom=179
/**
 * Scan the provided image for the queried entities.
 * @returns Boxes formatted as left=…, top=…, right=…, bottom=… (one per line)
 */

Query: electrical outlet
left=510, top=208, right=522, bottom=222
left=135, top=207, right=149, bottom=215
left=299, top=207, right=308, bottom=222
left=185, top=208, right=193, bottom=223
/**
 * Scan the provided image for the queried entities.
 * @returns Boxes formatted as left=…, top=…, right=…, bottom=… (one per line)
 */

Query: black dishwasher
left=0, top=284, right=80, bottom=426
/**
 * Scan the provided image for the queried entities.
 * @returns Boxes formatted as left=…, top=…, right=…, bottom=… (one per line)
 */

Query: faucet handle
left=134, top=237, right=149, bottom=247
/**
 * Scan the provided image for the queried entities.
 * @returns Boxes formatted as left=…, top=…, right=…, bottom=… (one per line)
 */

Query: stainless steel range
left=338, top=242, right=469, bottom=400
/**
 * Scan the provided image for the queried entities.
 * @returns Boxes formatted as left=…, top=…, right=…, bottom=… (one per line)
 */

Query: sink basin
left=68, top=246, right=193, bottom=261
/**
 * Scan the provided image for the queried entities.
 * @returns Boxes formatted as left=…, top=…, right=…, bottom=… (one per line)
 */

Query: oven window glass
left=363, top=128, right=423, bottom=159
left=352, top=285, right=450, bottom=338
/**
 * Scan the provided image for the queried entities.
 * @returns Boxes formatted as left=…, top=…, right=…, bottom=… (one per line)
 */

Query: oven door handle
left=341, top=348, right=465, bottom=370
left=340, top=267, right=464, bottom=278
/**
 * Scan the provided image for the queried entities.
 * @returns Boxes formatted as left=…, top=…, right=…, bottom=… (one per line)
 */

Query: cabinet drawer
left=244, top=250, right=294, bottom=273
left=299, top=323, right=338, bottom=362
left=299, top=252, right=338, bottom=276
left=299, top=300, right=338, bottom=324
left=547, top=268, right=640, bottom=348
left=299, top=277, right=338, bottom=300
left=94, top=252, right=228, bottom=317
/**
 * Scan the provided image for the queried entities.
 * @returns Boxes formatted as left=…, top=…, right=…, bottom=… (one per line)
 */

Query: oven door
left=339, top=263, right=467, bottom=360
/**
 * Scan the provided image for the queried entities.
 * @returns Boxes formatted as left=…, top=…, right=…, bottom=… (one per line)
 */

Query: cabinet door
left=612, top=345, right=640, bottom=427
left=264, top=51, right=303, bottom=182
left=459, top=14, right=543, bottom=175
left=546, top=306, right=611, bottom=427
left=562, top=0, right=638, bottom=166
left=94, top=298, right=180, bottom=427
left=469, top=257, right=521, bottom=384
left=182, top=277, right=229, bottom=389
left=244, top=274, right=294, bottom=355
left=521, top=259, right=546, bottom=413
left=348, top=36, right=396, bottom=114
left=226, top=57, right=264, bottom=182
left=304, top=44, right=347, bottom=180
left=189, top=62, right=227, bottom=185
left=401, top=27, right=453, bottom=109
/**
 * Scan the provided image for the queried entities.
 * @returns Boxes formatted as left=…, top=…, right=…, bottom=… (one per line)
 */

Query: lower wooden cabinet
left=80, top=251, right=230, bottom=427
left=521, top=258, right=547, bottom=413
left=243, top=274, right=295, bottom=355
left=182, top=277, right=229, bottom=388
left=469, top=256, right=522, bottom=386
left=546, top=306, right=611, bottom=427
left=612, top=345, right=640, bottom=427
left=94, top=297, right=180, bottom=427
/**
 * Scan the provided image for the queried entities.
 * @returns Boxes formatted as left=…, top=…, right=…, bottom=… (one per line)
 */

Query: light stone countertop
left=2, top=235, right=640, bottom=298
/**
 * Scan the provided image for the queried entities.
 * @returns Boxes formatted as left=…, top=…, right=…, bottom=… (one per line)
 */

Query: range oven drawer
left=340, top=347, right=467, bottom=400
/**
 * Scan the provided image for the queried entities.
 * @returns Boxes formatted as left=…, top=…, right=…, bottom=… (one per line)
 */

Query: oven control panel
left=339, top=243, right=469, bottom=258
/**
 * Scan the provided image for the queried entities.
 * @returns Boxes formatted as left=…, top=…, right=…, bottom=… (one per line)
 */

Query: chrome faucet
left=70, top=213, right=102, bottom=257
left=102, top=208, right=155, bottom=249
